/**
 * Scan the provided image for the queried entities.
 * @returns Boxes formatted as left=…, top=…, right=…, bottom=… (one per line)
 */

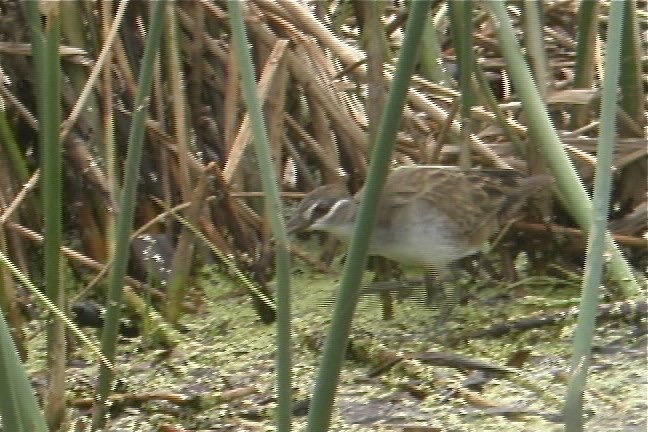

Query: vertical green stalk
left=60, top=1, right=102, bottom=139
left=419, top=14, right=451, bottom=85
left=27, top=1, right=65, bottom=428
left=570, top=0, right=599, bottom=129
left=618, top=0, right=644, bottom=130
left=227, top=2, right=293, bottom=430
left=164, top=1, right=195, bottom=325
left=564, top=2, right=626, bottom=430
left=92, top=1, right=167, bottom=428
left=448, top=0, right=474, bottom=169
left=524, top=0, right=549, bottom=98
left=100, top=0, right=117, bottom=263
left=484, top=0, right=638, bottom=295
left=522, top=0, right=553, bottom=189
left=306, top=2, right=431, bottom=431
left=572, top=0, right=598, bottom=90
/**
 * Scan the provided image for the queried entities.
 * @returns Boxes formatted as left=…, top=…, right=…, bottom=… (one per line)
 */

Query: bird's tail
left=500, top=174, right=553, bottom=220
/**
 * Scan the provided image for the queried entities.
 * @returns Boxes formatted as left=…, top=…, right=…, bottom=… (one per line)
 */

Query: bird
left=286, top=165, right=552, bottom=320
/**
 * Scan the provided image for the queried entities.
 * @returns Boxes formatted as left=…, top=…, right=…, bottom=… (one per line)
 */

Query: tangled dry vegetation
left=0, top=2, right=645, bottom=306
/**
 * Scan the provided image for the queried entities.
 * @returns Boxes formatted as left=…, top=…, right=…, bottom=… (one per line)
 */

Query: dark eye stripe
left=302, top=199, right=339, bottom=224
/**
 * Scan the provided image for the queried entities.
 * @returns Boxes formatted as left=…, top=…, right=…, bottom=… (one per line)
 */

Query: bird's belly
left=370, top=225, right=476, bottom=268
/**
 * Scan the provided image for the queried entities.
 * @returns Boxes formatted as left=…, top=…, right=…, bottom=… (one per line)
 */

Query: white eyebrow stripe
left=328, top=199, right=351, bottom=214
left=303, top=202, right=320, bottom=221
left=316, top=198, right=351, bottom=224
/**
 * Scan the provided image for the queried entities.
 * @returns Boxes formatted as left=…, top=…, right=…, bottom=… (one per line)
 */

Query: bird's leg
left=372, top=257, right=395, bottom=320
left=434, top=265, right=462, bottom=327
left=423, top=268, right=442, bottom=306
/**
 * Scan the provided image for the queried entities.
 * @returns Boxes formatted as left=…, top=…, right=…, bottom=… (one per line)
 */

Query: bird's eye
left=304, top=201, right=331, bottom=222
